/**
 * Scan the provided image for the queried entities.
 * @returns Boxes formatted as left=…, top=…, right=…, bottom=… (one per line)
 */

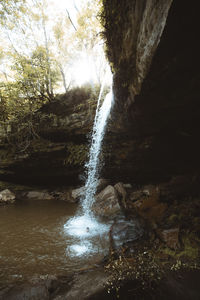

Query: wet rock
left=129, top=190, right=145, bottom=202
left=160, top=227, right=180, bottom=250
left=71, top=186, right=86, bottom=201
left=129, top=185, right=167, bottom=223
left=71, top=179, right=109, bottom=202
left=114, top=182, right=127, bottom=207
left=0, top=283, right=49, bottom=300
left=129, top=185, right=158, bottom=203
left=0, top=275, right=59, bottom=300
left=54, top=190, right=77, bottom=203
left=123, top=183, right=132, bottom=189
left=130, top=185, right=159, bottom=207
left=24, top=190, right=54, bottom=200
left=93, top=185, right=121, bottom=218
left=0, top=189, right=15, bottom=205
left=61, top=268, right=109, bottom=300
left=96, top=178, right=109, bottom=193
left=111, top=217, right=144, bottom=249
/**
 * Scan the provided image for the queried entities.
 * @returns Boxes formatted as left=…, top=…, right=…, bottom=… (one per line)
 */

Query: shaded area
left=105, top=0, right=200, bottom=187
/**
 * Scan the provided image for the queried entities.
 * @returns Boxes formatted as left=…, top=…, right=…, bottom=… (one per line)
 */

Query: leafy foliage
left=65, top=143, right=88, bottom=166
left=0, top=0, right=107, bottom=147
left=11, top=46, right=60, bottom=102
left=0, top=0, right=27, bottom=26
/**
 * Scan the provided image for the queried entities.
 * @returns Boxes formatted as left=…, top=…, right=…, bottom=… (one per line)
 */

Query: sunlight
left=71, top=58, right=95, bottom=86
left=1, top=0, right=109, bottom=90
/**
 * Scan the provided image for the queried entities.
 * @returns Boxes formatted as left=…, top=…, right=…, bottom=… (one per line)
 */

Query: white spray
left=82, top=87, right=113, bottom=215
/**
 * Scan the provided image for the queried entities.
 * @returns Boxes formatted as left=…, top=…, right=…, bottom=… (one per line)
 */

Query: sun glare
left=71, top=58, right=96, bottom=86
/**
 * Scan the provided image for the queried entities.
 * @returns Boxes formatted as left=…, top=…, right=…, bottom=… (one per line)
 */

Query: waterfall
left=82, top=87, right=113, bottom=215
left=64, top=77, right=113, bottom=256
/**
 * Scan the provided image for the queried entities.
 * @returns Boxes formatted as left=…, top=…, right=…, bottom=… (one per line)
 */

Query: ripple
left=63, top=214, right=110, bottom=238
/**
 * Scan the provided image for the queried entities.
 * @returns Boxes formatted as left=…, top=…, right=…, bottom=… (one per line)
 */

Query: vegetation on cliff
left=0, top=0, right=107, bottom=143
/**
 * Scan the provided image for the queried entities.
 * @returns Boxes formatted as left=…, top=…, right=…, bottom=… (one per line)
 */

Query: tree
left=53, top=17, right=72, bottom=92
left=11, top=46, right=60, bottom=103
left=69, top=0, right=109, bottom=85
left=0, top=0, right=27, bottom=26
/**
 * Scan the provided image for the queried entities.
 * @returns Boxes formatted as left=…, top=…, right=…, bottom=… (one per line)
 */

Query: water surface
left=0, top=200, right=109, bottom=287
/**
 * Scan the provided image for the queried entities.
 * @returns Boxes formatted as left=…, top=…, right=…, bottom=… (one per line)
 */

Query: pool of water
left=0, top=200, right=110, bottom=287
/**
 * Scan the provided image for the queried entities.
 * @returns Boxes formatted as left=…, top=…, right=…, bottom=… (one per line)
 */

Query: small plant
left=105, top=250, right=163, bottom=295
left=64, top=143, right=88, bottom=166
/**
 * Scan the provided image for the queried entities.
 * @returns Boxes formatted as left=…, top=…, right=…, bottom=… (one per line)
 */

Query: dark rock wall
left=0, top=91, right=97, bottom=186
left=104, top=0, right=200, bottom=186
left=102, top=0, right=172, bottom=108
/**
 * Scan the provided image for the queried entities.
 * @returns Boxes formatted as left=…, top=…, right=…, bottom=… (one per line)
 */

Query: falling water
left=82, top=87, right=113, bottom=215
left=64, top=77, right=113, bottom=256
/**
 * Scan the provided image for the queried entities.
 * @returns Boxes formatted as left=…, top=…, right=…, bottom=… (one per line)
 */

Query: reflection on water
left=0, top=200, right=110, bottom=287
left=69, top=243, right=91, bottom=256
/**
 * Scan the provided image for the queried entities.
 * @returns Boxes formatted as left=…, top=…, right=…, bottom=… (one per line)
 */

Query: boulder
left=92, top=185, right=121, bottom=218
left=71, top=179, right=109, bottom=201
left=129, top=185, right=159, bottom=204
left=0, top=189, right=15, bottom=205
left=129, top=190, right=145, bottom=202
left=71, top=186, right=86, bottom=201
left=55, top=190, right=77, bottom=203
left=25, top=190, right=54, bottom=200
left=0, top=275, right=58, bottom=300
left=96, top=178, right=109, bottom=193
left=129, top=185, right=167, bottom=223
left=62, top=268, right=109, bottom=300
left=123, top=183, right=132, bottom=189
left=160, top=228, right=180, bottom=250
left=114, top=182, right=127, bottom=208
left=111, top=217, right=144, bottom=248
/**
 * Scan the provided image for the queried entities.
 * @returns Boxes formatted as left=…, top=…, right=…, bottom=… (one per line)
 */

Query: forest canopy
left=0, top=0, right=108, bottom=138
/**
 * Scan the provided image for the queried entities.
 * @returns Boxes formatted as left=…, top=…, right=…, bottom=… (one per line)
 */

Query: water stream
left=64, top=80, right=113, bottom=256
left=83, top=87, right=113, bottom=215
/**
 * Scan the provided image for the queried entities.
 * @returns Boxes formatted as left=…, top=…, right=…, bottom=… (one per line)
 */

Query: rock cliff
left=1, top=0, right=200, bottom=195
left=0, top=87, right=97, bottom=185
left=103, top=0, right=200, bottom=191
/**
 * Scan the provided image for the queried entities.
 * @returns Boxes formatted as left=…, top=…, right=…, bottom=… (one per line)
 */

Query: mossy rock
left=161, top=233, right=199, bottom=260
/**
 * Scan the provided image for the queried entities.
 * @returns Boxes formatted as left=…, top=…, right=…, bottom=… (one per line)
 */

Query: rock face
left=0, top=88, right=97, bottom=186
left=0, top=189, right=15, bottom=205
left=102, top=0, right=200, bottom=194
left=102, top=0, right=173, bottom=107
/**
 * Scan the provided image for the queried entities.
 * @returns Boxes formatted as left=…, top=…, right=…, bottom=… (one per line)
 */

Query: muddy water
left=0, top=200, right=109, bottom=287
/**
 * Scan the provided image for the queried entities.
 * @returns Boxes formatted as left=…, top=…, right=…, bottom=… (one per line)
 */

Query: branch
left=66, top=8, right=77, bottom=31
left=73, top=0, right=79, bottom=13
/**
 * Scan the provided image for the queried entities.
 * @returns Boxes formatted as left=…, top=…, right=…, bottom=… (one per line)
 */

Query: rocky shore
left=1, top=178, right=199, bottom=299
